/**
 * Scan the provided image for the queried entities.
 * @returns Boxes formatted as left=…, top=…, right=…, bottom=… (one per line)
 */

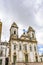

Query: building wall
left=0, top=57, right=5, bottom=65
left=9, top=40, right=40, bottom=64
left=40, top=56, right=43, bottom=62
left=0, top=45, right=9, bottom=65
left=9, top=22, right=41, bottom=65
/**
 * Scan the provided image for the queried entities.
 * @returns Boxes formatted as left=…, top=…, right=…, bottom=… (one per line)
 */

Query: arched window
left=14, top=31, right=16, bottom=34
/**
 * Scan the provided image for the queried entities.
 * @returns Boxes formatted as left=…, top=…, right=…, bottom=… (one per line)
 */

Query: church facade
left=0, top=21, right=43, bottom=65
left=9, top=22, right=41, bottom=65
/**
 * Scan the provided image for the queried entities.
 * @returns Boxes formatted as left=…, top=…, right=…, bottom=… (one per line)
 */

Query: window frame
left=24, top=44, right=27, bottom=51
left=14, top=44, right=16, bottom=50
left=19, top=44, right=22, bottom=50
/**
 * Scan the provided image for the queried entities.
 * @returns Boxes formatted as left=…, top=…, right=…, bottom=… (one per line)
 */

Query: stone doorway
left=13, top=53, right=16, bottom=64
left=25, top=54, right=28, bottom=62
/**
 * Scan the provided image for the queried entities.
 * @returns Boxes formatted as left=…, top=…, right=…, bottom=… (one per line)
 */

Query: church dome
left=21, top=33, right=26, bottom=37
left=20, top=32, right=29, bottom=40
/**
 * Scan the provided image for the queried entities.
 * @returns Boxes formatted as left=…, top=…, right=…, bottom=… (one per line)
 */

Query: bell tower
left=27, top=26, right=36, bottom=40
left=0, top=21, right=2, bottom=42
left=10, top=22, right=18, bottom=39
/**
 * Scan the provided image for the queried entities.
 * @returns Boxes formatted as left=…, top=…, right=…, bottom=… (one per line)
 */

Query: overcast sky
left=0, top=0, right=43, bottom=54
left=0, top=0, right=43, bottom=46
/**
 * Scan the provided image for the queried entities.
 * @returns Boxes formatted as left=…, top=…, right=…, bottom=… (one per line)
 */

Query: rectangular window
left=30, top=45, right=32, bottom=51
left=13, top=56, right=16, bottom=63
left=14, top=45, right=16, bottom=50
left=19, top=44, right=21, bottom=50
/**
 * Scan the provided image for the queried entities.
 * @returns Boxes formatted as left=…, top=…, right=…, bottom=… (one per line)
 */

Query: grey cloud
left=0, top=0, right=43, bottom=43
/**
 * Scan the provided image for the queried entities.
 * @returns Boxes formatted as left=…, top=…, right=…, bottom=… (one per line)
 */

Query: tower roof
left=11, top=22, right=18, bottom=28
left=27, top=26, right=35, bottom=33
